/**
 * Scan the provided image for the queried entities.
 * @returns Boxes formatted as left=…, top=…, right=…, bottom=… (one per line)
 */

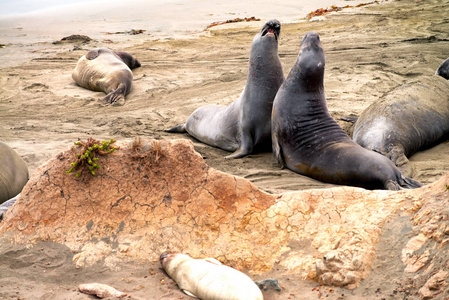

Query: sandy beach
left=1, top=0, right=449, bottom=298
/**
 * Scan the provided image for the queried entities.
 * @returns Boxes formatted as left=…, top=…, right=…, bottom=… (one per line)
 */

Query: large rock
left=0, top=138, right=448, bottom=290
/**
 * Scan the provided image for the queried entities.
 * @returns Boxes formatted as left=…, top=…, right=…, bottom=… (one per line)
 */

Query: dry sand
left=1, top=0, right=449, bottom=299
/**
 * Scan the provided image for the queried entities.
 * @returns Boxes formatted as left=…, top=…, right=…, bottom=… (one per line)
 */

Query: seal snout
left=261, top=19, right=281, bottom=40
left=160, top=252, right=170, bottom=266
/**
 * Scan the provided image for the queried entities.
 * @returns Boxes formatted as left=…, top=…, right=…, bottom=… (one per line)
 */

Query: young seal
left=0, top=142, right=29, bottom=203
left=160, top=252, right=263, bottom=300
left=165, top=20, right=284, bottom=159
left=271, top=32, right=421, bottom=190
left=72, top=48, right=141, bottom=105
left=353, top=60, right=449, bottom=167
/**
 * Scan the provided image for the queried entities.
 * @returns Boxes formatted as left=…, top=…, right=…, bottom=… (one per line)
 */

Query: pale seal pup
left=271, top=32, right=421, bottom=190
left=165, top=20, right=284, bottom=159
left=160, top=252, right=263, bottom=300
left=353, top=60, right=449, bottom=167
left=0, top=142, right=29, bottom=203
left=72, top=48, right=141, bottom=104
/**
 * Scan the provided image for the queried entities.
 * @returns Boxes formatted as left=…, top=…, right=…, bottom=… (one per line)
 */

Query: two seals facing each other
left=72, top=48, right=141, bottom=105
left=160, top=252, right=263, bottom=300
left=165, top=20, right=284, bottom=159
left=271, top=32, right=421, bottom=190
left=352, top=62, right=449, bottom=167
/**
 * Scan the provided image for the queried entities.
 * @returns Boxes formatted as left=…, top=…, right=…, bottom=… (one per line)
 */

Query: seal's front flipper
left=225, top=131, right=252, bottom=159
left=340, top=116, right=358, bottom=123
left=104, top=84, right=126, bottom=105
left=86, top=49, right=100, bottom=60
left=182, top=289, right=198, bottom=298
left=164, top=124, right=187, bottom=133
left=272, top=131, right=285, bottom=168
left=254, top=278, right=282, bottom=292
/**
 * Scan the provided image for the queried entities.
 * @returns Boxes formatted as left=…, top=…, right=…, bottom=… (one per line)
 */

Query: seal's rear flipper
left=0, top=195, right=19, bottom=221
left=400, top=176, right=422, bottom=189
left=340, top=116, right=358, bottom=123
left=104, top=91, right=125, bottom=106
left=164, top=124, right=187, bottom=133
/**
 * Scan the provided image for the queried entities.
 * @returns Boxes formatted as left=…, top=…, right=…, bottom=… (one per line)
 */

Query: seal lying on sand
left=72, top=48, right=141, bottom=105
left=165, top=20, right=284, bottom=159
left=271, top=32, right=421, bottom=190
left=0, top=142, right=29, bottom=203
left=436, top=57, right=449, bottom=79
left=352, top=60, right=449, bottom=167
left=160, top=252, right=263, bottom=300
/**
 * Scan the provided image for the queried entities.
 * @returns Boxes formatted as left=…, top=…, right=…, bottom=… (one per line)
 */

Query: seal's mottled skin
left=0, top=142, right=28, bottom=203
left=160, top=253, right=263, bottom=300
left=165, top=20, right=284, bottom=159
left=72, top=48, right=141, bottom=104
left=353, top=68, right=449, bottom=166
left=271, top=32, right=421, bottom=190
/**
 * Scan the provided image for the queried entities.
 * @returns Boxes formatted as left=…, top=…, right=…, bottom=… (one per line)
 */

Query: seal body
left=72, top=48, right=141, bottom=104
left=0, top=142, right=29, bottom=203
left=353, top=74, right=449, bottom=166
left=436, top=57, right=449, bottom=79
left=160, top=252, right=263, bottom=300
left=271, top=32, right=421, bottom=190
left=165, top=20, right=284, bottom=159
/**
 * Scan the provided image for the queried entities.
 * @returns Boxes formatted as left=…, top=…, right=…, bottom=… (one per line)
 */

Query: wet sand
left=1, top=0, right=449, bottom=298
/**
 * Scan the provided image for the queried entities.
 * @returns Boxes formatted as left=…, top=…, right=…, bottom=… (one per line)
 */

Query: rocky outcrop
left=0, top=138, right=448, bottom=291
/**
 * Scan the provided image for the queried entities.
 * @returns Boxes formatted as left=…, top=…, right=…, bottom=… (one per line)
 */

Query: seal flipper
left=254, top=278, right=282, bottom=292
left=399, top=175, right=422, bottom=189
left=86, top=49, right=100, bottom=60
left=182, top=290, right=199, bottom=298
left=0, top=195, right=19, bottom=221
left=340, top=116, right=358, bottom=123
left=225, top=129, right=253, bottom=159
left=104, top=83, right=126, bottom=105
left=164, top=124, right=187, bottom=133
left=272, top=132, right=285, bottom=168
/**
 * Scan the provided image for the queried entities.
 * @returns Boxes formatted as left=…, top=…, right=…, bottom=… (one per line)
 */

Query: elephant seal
left=72, top=48, right=141, bottom=104
left=353, top=61, right=449, bottom=167
left=271, top=32, right=421, bottom=190
left=0, top=142, right=29, bottom=203
left=165, top=20, right=284, bottom=159
left=0, top=194, right=19, bottom=221
left=436, top=57, right=449, bottom=79
left=160, top=252, right=263, bottom=300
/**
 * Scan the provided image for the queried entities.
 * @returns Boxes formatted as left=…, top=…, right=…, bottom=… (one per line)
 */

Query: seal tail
left=400, top=176, right=422, bottom=189
left=164, top=124, right=187, bottom=133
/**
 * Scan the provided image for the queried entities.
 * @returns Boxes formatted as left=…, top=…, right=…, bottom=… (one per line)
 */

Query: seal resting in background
left=271, top=32, right=421, bottom=190
left=352, top=59, right=449, bottom=167
left=72, top=48, right=141, bottom=105
left=436, top=57, right=449, bottom=79
left=0, top=142, right=29, bottom=203
left=160, top=252, right=263, bottom=300
left=165, top=20, right=284, bottom=159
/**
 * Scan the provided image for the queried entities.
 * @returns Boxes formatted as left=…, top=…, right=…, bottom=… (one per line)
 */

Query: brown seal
left=72, top=48, right=141, bottom=104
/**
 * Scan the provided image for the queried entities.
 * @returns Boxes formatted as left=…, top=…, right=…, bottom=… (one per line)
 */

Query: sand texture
left=1, top=0, right=449, bottom=299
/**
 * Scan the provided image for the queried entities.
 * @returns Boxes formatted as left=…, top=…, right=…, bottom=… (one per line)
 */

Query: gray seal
left=353, top=63, right=449, bottom=167
left=0, top=142, right=29, bottom=203
left=436, top=57, right=449, bottom=79
left=165, top=20, right=284, bottom=159
left=271, top=32, right=421, bottom=190
left=72, top=48, right=141, bottom=104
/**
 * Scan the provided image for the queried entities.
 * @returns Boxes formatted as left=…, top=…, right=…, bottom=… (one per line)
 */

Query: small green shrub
left=66, top=138, right=117, bottom=178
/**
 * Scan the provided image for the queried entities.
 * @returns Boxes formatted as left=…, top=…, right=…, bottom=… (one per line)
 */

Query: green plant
left=66, top=138, right=117, bottom=178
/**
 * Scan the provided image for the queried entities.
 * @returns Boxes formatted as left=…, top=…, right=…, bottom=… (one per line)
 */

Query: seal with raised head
left=353, top=60, right=449, bottom=167
left=0, top=142, right=29, bottom=204
left=271, top=32, right=421, bottom=190
left=165, top=19, right=284, bottom=159
left=160, top=252, right=263, bottom=300
left=72, top=48, right=141, bottom=104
